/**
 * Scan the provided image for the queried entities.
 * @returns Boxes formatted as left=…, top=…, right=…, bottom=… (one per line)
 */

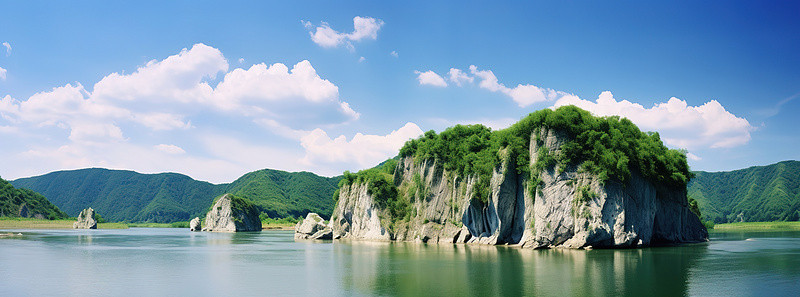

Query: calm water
left=1, top=228, right=798, bottom=297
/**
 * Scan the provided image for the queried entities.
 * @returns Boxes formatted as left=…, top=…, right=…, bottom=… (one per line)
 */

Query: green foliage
left=688, top=196, right=702, bottom=219
left=688, top=160, right=800, bottom=223
left=259, top=213, right=300, bottom=225
left=11, top=167, right=341, bottom=223
left=0, top=177, right=68, bottom=220
left=225, top=169, right=341, bottom=220
left=398, top=106, right=693, bottom=203
left=93, top=212, right=107, bottom=224
left=339, top=159, right=411, bottom=223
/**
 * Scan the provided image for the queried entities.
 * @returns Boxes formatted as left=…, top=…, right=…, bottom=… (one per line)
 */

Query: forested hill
left=11, top=168, right=340, bottom=223
left=689, top=160, right=800, bottom=223
left=1, top=177, right=68, bottom=220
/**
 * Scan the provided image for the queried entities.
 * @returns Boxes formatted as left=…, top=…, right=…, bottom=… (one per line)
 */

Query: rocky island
left=318, top=106, right=708, bottom=249
left=202, top=194, right=261, bottom=232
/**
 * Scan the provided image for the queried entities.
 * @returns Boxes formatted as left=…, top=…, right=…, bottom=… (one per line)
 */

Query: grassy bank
left=126, top=222, right=189, bottom=228
left=0, top=217, right=128, bottom=229
left=710, top=221, right=800, bottom=232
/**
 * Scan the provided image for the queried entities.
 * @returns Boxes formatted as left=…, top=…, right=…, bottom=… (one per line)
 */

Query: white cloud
left=686, top=152, right=702, bottom=161
left=299, top=122, right=424, bottom=174
left=468, top=65, right=570, bottom=107
left=414, top=70, right=448, bottom=87
left=92, top=43, right=226, bottom=105
left=448, top=68, right=473, bottom=86
left=416, top=65, right=572, bottom=107
left=390, top=51, right=398, bottom=58
left=213, top=60, right=358, bottom=127
left=2, top=42, right=9, bottom=56
left=238, top=58, right=244, bottom=64
left=304, top=16, right=384, bottom=50
left=154, top=144, right=186, bottom=154
left=359, top=56, right=366, bottom=63
left=0, top=43, right=366, bottom=182
left=553, top=91, right=753, bottom=149
left=0, top=66, right=6, bottom=80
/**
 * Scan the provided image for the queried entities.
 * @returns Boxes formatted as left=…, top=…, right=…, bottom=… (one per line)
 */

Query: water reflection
left=337, top=241, right=708, bottom=297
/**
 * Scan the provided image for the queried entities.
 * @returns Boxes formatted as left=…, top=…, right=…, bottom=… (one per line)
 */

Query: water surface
left=1, top=228, right=797, bottom=296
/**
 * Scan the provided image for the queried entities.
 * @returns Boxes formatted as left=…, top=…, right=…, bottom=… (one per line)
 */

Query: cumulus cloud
left=448, top=68, right=473, bottom=86
left=468, top=65, right=571, bottom=107
left=299, top=122, right=424, bottom=173
left=359, top=56, right=366, bottom=63
left=415, top=65, right=752, bottom=151
left=154, top=144, right=186, bottom=154
left=2, top=42, right=9, bottom=56
left=92, top=43, right=226, bottom=105
left=0, top=66, right=6, bottom=80
left=0, top=43, right=378, bottom=182
left=303, top=16, right=384, bottom=50
left=416, top=65, right=573, bottom=107
left=414, top=70, right=448, bottom=87
left=553, top=91, right=753, bottom=149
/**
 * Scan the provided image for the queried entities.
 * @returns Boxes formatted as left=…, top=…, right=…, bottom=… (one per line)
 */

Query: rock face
left=331, top=128, right=708, bottom=249
left=189, top=217, right=201, bottom=231
left=294, top=213, right=333, bottom=240
left=202, top=194, right=261, bottom=232
left=73, top=208, right=98, bottom=229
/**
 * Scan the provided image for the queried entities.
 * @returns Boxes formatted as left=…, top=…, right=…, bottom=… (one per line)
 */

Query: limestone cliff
left=202, top=194, right=261, bottom=232
left=330, top=127, right=708, bottom=249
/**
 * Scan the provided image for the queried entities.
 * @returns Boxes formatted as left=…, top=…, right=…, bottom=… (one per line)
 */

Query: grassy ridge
left=1, top=178, right=68, bottom=220
left=11, top=168, right=341, bottom=223
left=689, top=160, right=800, bottom=223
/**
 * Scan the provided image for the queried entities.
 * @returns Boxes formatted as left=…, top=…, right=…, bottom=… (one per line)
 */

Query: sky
left=0, top=1, right=799, bottom=184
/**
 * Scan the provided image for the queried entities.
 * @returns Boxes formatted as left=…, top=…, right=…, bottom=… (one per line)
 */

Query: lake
left=1, top=228, right=798, bottom=296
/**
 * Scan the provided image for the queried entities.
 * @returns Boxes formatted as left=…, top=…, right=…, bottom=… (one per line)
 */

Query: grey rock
left=294, top=213, right=334, bottom=240
left=202, top=194, right=261, bottom=232
left=73, top=208, right=98, bottom=229
left=189, top=217, right=201, bottom=232
left=330, top=127, right=707, bottom=248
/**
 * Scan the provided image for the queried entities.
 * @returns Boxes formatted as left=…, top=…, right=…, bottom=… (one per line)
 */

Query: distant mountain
left=226, top=169, right=341, bottom=220
left=11, top=168, right=340, bottom=223
left=1, top=177, right=68, bottom=220
left=688, top=160, right=800, bottom=223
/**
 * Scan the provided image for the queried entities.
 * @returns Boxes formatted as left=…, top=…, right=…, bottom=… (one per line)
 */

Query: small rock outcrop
left=202, top=194, right=261, bottom=232
left=294, top=213, right=333, bottom=240
left=189, top=217, right=201, bottom=231
left=73, top=208, right=98, bottom=229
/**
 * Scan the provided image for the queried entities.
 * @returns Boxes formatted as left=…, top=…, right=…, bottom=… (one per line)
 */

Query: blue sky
left=0, top=1, right=798, bottom=183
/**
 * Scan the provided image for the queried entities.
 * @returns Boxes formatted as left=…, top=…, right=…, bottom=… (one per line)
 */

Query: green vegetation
left=398, top=106, right=692, bottom=201
left=1, top=177, right=68, bottom=220
left=710, top=221, right=800, bottom=232
left=338, top=106, right=692, bottom=227
left=688, top=160, right=800, bottom=223
left=339, top=160, right=412, bottom=225
left=126, top=222, right=189, bottom=228
left=225, top=169, right=341, bottom=220
left=11, top=167, right=341, bottom=223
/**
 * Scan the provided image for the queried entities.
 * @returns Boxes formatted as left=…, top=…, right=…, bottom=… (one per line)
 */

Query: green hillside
left=1, top=177, right=68, bottom=220
left=10, top=168, right=340, bottom=223
left=226, top=169, right=341, bottom=220
left=688, top=160, right=800, bottom=223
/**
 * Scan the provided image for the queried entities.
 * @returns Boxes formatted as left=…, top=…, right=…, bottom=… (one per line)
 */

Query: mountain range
left=688, top=160, right=800, bottom=223
left=6, top=160, right=799, bottom=224
left=11, top=168, right=340, bottom=223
